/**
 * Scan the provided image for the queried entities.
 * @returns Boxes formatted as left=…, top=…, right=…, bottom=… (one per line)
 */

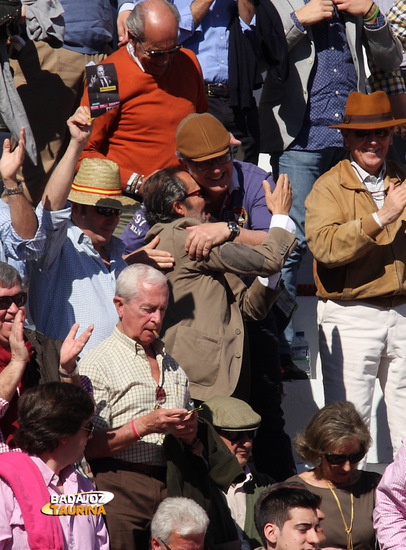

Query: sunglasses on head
left=353, top=128, right=392, bottom=140
left=323, top=450, right=365, bottom=465
left=96, top=206, right=123, bottom=217
left=217, top=429, right=257, bottom=443
left=0, top=292, right=27, bottom=310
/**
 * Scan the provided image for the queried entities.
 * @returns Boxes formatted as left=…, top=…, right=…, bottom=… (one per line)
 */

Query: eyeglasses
left=153, top=353, right=171, bottom=409
left=353, top=128, right=392, bottom=140
left=188, top=150, right=232, bottom=172
left=0, top=292, right=27, bottom=310
left=82, top=421, right=95, bottom=438
left=134, top=34, right=181, bottom=58
left=158, top=538, right=173, bottom=550
left=96, top=207, right=123, bottom=217
left=323, top=450, right=365, bottom=465
left=185, top=188, right=205, bottom=199
left=217, top=429, right=257, bottom=443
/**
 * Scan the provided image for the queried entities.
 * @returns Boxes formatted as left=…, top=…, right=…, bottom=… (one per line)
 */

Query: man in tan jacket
left=305, top=90, right=406, bottom=458
left=143, top=166, right=296, bottom=402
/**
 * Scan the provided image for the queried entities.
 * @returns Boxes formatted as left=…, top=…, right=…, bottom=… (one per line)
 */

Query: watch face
left=228, top=221, right=240, bottom=241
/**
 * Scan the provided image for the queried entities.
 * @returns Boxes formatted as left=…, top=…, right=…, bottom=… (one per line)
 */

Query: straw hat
left=68, top=158, right=136, bottom=209
left=330, top=91, right=406, bottom=130
left=176, top=113, right=230, bottom=161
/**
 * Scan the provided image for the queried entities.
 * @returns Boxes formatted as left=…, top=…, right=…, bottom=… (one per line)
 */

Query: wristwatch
left=4, top=182, right=23, bottom=196
left=125, top=172, right=144, bottom=199
left=227, top=220, right=240, bottom=241
left=58, top=365, right=79, bottom=378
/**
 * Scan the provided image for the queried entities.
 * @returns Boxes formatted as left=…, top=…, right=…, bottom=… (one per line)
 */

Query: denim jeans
left=271, top=147, right=345, bottom=352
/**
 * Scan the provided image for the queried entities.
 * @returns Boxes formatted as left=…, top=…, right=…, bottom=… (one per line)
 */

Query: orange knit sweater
left=80, top=46, right=208, bottom=188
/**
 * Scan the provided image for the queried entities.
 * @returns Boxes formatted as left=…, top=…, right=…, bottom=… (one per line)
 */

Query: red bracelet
left=131, top=419, right=140, bottom=440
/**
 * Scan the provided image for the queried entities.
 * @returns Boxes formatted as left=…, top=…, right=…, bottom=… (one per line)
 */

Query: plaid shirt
left=388, top=0, right=406, bottom=48
left=78, top=327, right=193, bottom=465
left=369, top=2, right=406, bottom=94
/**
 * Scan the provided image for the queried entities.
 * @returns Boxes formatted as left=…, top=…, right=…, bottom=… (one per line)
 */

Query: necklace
left=325, top=479, right=354, bottom=550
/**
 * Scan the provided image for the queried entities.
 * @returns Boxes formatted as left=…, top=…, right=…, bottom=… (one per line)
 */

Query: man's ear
left=113, top=296, right=124, bottom=318
left=172, top=201, right=185, bottom=217
left=151, top=537, right=161, bottom=550
left=264, top=522, right=279, bottom=546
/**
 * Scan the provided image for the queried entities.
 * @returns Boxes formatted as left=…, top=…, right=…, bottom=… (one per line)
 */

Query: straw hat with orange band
left=69, top=158, right=136, bottom=210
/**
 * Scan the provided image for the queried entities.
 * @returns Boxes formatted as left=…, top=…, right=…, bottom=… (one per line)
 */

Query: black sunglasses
left=188, top=150, right=232, bottom=172
left=96, top=206, right=123, bottom=217
left=217, top=429, right=257, bottom=443
left=354, top=128, right=392, bottom=140
left=185, top=188, right=205, bottom=199
left=0, top=292, right=27, bottom=310
left=324, top=450, right=365, bottom=465
left=82, top=421, right=95, bottom=438
left=154, top=352, right=172, bottom=410
left=132, top=33, right=182, bottom=58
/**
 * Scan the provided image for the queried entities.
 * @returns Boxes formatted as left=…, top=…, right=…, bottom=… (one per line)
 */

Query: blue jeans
left=271, top=147, right=345, bottom=352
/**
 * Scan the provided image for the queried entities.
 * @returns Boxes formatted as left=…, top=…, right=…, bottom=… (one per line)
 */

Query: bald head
left=127, top=0, right=179, bottom=42
left=127, top=0, right=180, bottom=76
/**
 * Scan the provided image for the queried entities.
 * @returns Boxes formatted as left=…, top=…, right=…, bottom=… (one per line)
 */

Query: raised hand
left=0, top=127, right=26, bottom=183
left=377, top=181, right=406, bottom=227
left=60, top=323, right=94, bottom=374
left=66, top=106, right=93, bottom=146
left=9, top=309, right=28, bottom=366
left=263, top=174, right=293, bottom=215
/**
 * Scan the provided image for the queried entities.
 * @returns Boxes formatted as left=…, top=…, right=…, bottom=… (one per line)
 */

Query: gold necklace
left=325, top=479, right=354, bottom=550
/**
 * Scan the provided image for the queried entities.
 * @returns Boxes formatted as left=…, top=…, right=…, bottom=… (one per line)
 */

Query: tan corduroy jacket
left=147, top=218, right=297, bottom=401
left=305, top=158, right=406, bottom=303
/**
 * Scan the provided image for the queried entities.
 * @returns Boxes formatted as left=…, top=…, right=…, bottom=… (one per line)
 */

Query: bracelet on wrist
left=363, top=1, right=374, bottom=18
left=125, top=172, right=144, bottom=199
left=3, top=180, right=24, bottom=196
left=58, top=365, right=79, bottom=378
left=131, top=419, right=141, bottom=440
left=364, top=5, right=379, bottom=22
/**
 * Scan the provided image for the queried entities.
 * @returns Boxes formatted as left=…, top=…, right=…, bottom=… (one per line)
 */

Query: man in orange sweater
left=80, top=0, right=208, bottom=192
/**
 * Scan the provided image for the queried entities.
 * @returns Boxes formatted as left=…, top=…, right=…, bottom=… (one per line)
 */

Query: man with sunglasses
left=79, top=0, right=208, bottom=192
left=0, top=106, right=142, bottom=357
left=122, top=113, right=300, bottom=480
left=305, top=90, right=406, bottom=458
left=0, top=262, right=93, bottom=452
left=199, top=396, right=273, bottom=550
left=142, top=166, right=296, bottom=403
